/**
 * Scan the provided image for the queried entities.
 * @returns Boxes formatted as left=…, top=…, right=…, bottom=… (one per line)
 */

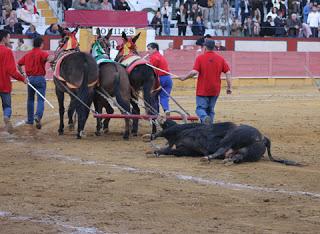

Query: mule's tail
left=113, top=63, right=130, bottom=113
left=78, top=53, right=89, bottom=105
left=263, top=137, right=302, bottom=166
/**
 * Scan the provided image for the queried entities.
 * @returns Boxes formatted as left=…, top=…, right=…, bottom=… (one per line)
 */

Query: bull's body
left=152, top=121, right=237, bottom=157
left=152, top=121, right=300, bottom=166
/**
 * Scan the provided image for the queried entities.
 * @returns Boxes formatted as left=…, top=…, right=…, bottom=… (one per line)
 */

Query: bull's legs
left=56, top=89, right=65, bottom=135
left=201, top=147, right=230, bottom=162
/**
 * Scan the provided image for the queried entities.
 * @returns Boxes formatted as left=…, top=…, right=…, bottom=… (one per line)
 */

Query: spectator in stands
left=214, top=40, right=226, bottom=51
left=307, top=5, right=320, bottom=37
left=4, top=18, right=23, bottom=34
left=266, top=7, right=278, bottom=26
left=289, top=0, right=302, bottom=16
left=253, top=8, right=261, bottom=24
left=274, top=10, right=286, bottom=37
left=161, top=1, right=172, bottom=36
left=176, top=4, right=188, bottom=36
left=101, top=0, right=113, bottom=10
left=230, top=18, right=242, bottom=37
left=116, top=0, right=130, bottom=11
left=72, top=0, right=91, bottom=10
left=147, top=42, right=172, bottom=115
left=5, top=10, right=18, bottom=25
left=45, top=23, right=61, bottom=36
left=150, top=10, right=163, bottom=36
left=240, top=0, right=252, bottom=26
left=25, top=24, right=40, bottom=38
left=300, top=22, right=312, bottom=38
left=11, top=0, right=24, bottom=10
left=88, top=0, right=102, bottom=10
left=108, top=0, right=117, bottom=10
left=16, top=38, right=31, bottom=51
left=303, top=2, right=312, bottom=23
left=195, top=33, right=211, bottom=47
left=279, top=0, right=287, bottom=18
left=192, top=15, right=205, bottom=36
left=243, top=16, right=254, bottom=37
left=218, top=13, right=232, bottom=36
left=197, top=0, right=211, bottom=28
left=180, top=39, right=232, bottom=124
left=23, top=0, right=38, bottom=15
left=213, top=0, right=222, bottom=23
left=287, top=13, right=302, bottom=37
left=261, top=15, right=275, bottom=37
left=189, top=2, right=202, bottom=22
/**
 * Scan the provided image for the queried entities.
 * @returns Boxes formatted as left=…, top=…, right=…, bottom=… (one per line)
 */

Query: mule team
left=0, top=28, right=298, bottom=165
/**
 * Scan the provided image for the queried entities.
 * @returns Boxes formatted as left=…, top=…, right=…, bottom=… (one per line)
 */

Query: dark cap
left=204, top=39, right=215, bottom=50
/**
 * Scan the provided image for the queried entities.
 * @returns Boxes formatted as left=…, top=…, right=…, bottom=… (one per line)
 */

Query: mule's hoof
left=95, top=131, right=101, bottom=136
left=123, top=134, right=129, bottom=140
left=142, top=134, right=151, bottom=142
left=131, top=131, right=138, bottom=137
left=103, top=128, right=109, bottom=134
left=77, top=135, right=82, bottom=139
left=68, top=124, right=74, bottom=131
left=58, top=131, right=64, bottom=136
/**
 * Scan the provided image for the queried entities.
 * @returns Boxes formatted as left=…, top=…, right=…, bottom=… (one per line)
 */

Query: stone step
left=40, top=9, right=54, bottom=17
left=45, top=17, right=58, bottom=25
left=37, top=0, right=50, bottom=10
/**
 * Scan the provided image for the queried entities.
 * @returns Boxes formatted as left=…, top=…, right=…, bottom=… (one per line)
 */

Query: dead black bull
left=202, top=125, right=302, bottom=166
left=148, top=120, right=301, bottom=166
left=148, top=120, right=237, bottom=157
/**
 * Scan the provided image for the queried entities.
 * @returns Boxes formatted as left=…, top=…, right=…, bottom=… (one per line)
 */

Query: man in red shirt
left=0, top=30, right=27, bottom=133
left=18, top=37, right=53, bottom=129
left=147, top=42, right=172, bottom=115
left=180, top=39, right=232, bottom=124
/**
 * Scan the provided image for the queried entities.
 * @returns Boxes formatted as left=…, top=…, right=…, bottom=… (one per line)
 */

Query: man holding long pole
left=147, top=42, right=173, bottom=116
left=18, top=37, right=54, bottom=129
left=0, top=30, right=27, bottom=133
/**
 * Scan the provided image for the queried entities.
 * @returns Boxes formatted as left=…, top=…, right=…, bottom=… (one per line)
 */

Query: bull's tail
left=113, top=64, right=130, bottom=113
left=263, top=137, right=302, bottom=166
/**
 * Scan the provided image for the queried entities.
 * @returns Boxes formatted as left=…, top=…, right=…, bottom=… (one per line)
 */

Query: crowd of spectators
left=150, top=0, right=320, bottom=38
left=1, top=0, right=320, bottom=38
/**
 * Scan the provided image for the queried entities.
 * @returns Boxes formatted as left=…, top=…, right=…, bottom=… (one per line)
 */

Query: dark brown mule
left=115, top=31, right=159, bottom=135
left=52, top=49, right=98, bottom=139
left=92, top=28, right=131, bottom=139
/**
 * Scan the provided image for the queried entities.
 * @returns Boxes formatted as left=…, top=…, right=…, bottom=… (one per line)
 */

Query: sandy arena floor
left=0, top=82, right=320, bottom=234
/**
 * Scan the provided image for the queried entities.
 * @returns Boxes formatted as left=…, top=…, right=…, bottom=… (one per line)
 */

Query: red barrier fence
left=64, top=10, right=148, bottom=27
left=164, top=50, right=320, bottom=78
left=13, top=51, right=320, bottom=80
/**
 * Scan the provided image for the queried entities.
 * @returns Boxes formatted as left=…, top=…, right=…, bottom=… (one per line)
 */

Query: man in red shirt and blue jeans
left=18, top=37, right=53, bottom=129
left=0, top=30, right=27, bottom=133
left=180, top=39, right=232, bottom=124
left=147, top=42, right=173, bottom=116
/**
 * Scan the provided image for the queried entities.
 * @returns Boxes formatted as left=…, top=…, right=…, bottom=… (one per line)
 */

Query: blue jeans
left=163, top=18, right=170, bottom=36
left=196, top=96, right=218, bottom=123
left=0, top=92, right=12, bottom=119
left=27, top=76, right=46, bottom=124
left=159, top=75, right=173, bottom=112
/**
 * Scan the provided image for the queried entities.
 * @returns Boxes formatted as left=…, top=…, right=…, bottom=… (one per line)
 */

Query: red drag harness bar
left=93, top=113, right=199, bottom=121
